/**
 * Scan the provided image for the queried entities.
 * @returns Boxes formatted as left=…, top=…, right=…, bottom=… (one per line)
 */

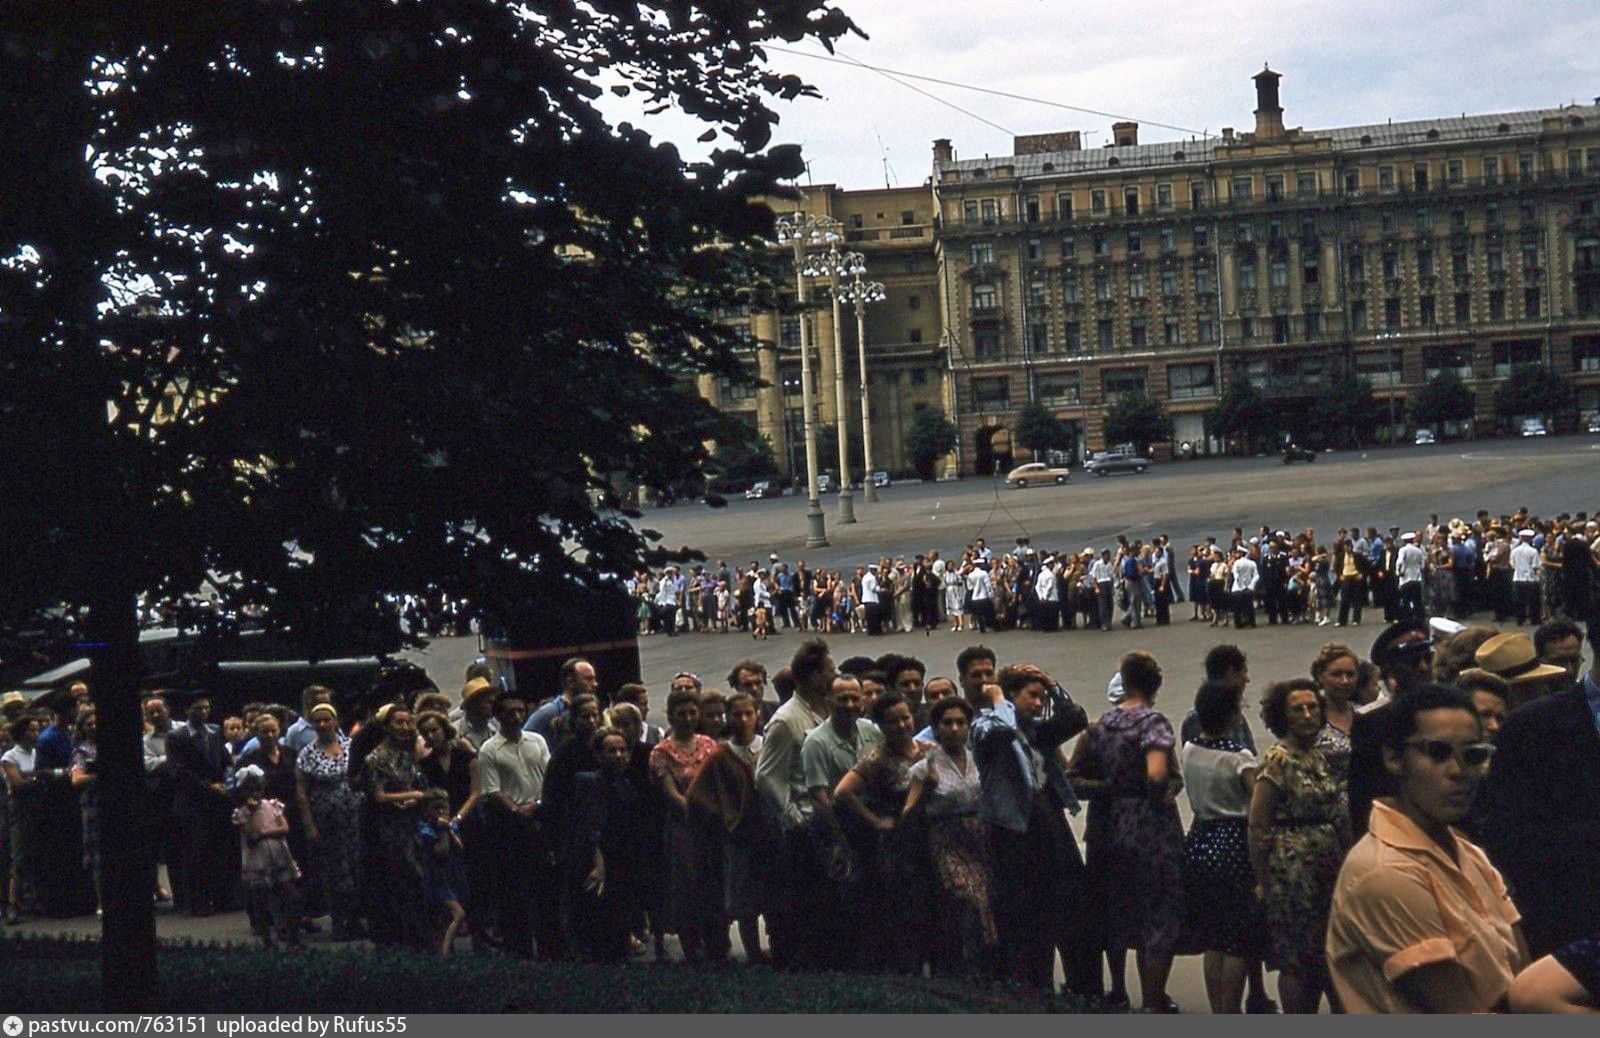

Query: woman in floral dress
left=649, top=689, right=719, bottom=961
left=295, top=703, right=364, bottom=941
left=1310, top=644, right=1360, bottom=798
left=1248, top=680, right=1352, bottom=1014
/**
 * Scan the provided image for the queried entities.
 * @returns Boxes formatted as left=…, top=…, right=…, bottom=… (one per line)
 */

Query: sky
left=601, top=0, right=1600, bottom=191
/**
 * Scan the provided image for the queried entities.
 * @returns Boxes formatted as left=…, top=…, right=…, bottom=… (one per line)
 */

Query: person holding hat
left=1347, top=621, right=1435, bottom=837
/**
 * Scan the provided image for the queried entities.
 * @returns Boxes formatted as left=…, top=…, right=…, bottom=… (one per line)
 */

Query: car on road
left=872, top=470, right=892, bottom=488
left=1005, top=462, right=1071, bottom=487
left=1414, top=428, right=1436, bottom=445
left=1587, top=414, right=1600, bottom=434
left=743, top=481, right=781, bottom=500
left=816, top=473, right=833, bottom=493
left=1281, top=444, right=1317, bottom=464
left=1520, top=418, right=1549, bottom=437
left=1084, top=451, right=1150, bottom=477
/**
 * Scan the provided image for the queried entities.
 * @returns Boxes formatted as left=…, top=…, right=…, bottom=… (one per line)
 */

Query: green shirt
left=801, top=717, right=883, bottom=793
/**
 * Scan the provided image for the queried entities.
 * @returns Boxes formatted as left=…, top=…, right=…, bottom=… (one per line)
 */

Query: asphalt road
left=638, top=435, right=1600, bottom=572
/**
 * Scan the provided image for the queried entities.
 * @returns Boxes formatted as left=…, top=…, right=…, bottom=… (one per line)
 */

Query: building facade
left=701, top=68, right=1600, bottom=480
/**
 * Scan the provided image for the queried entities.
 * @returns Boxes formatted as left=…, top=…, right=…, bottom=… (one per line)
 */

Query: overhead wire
left=821, top=46, right=1015, bottom=135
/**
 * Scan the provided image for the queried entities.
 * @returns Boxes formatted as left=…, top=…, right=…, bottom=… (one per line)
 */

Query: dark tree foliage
left=1410, top=371, right=1477, bottom=428
left=0, top=0, right=856, bottom=1008
left=1103, top=391, right=1171, bottom=456
left=904, top=408, right=957, bottom=480
left=1494, top=363, right=1576, bottom=428
left=708, top=426, right=782, bottom=492
left=1012, top=403, right=1072, bottom=456
left=1317, top=372, right=1388, bottom=448
left=1205, top=381, right=1276, bottom=454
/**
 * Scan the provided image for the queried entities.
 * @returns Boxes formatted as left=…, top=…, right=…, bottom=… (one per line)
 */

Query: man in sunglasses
left=1327, top=684, right=1527, bottom=1013
left=1348, top=620, right=1436, bottom=836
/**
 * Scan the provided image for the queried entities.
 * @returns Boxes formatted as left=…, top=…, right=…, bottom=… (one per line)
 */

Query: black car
left=1084, top=450, right=1150, bottom=476
left=1282, top=444, right=1317, bottom=464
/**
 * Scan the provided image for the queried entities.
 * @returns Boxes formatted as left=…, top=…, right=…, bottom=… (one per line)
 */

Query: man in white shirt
left=1089, top=550, right=1115, bottom=631
left=1395, top=532, right=1428, bottom=620
left=1230, top=547, right=1260, bottom=628
left=1509, top=529, right=1543, bottom=625
left=477, top=693, right=556, bottom=959
left=965, top=560, right=996, bottom=633
left=859, top=563, right=882, bottom=635
left=1032, top=557, right=1058, bottom=631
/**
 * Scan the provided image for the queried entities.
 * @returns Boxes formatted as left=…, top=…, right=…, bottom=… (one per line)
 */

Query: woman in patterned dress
left=1311, top=643, right=1360, bottom=797
left=295, top=702, right=364, bottom=941
left=649, top=689, right=719, bottom=961
left=1249, top=680, right=1352, bottom=1014
left=363, top=705, right=427, bottom=949
left=1070, top=651, right=1186, bottom=1013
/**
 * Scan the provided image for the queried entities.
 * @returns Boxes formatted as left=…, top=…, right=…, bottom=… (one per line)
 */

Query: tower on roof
left=1253, top=65, right=1285, bottom=140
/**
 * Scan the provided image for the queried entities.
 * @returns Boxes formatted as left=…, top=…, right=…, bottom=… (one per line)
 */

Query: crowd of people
left=630, top=509, right=1600, bottom=637
left=3, top=601, right=1597, bottom=1013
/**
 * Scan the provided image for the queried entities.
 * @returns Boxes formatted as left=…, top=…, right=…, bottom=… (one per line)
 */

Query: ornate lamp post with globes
left=838, top=272, right=886, bottom=502
left=804, top=244, right=867, bottom=523
left=774, top=210, right=840, bottom=548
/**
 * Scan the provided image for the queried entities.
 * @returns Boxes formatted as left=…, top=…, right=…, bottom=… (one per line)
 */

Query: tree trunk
left=88, top=578, right=158, bottom=1010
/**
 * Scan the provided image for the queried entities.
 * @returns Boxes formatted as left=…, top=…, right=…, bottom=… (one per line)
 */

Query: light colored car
left=872, top=470, right=891, bottom=488
left=1587, top=414, right=1600, bottom=434
left=743, top=481, right=780, bottom=500
left=1005, top=462, right=1071, bottom=487
left=1519, top=418, right=1548, bottom=437
left=1414, top=428, right=1436, bottom=445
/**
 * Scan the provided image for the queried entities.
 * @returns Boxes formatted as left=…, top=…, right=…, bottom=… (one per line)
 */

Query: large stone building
left=705, top=68, right=1600, bottom=479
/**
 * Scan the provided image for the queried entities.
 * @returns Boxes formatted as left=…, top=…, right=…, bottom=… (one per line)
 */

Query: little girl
left=415, top=789, right=468, bottom=955
left=231, top=767, right=302, bottom=947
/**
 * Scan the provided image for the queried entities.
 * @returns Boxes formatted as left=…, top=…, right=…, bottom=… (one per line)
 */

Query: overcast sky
left=603, top=0, right=1600, bottom=191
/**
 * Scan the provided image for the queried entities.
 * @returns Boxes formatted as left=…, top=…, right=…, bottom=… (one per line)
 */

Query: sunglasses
left=1405, top=738, right=1495, bottom=768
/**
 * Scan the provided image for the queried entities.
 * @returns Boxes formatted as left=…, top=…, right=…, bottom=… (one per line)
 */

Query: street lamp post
left=775, top=211, right=841, bottom=548
left=839, top=273, right=887, bottom=502
left=804, top=244, right=866, bottom=523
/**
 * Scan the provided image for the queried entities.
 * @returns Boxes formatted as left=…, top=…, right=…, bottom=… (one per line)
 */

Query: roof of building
left=939, top=103, right=1600, bottom=181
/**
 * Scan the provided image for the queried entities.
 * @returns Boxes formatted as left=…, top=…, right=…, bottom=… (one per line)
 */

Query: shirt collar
left=1368, top=798, right=1468, bottom=869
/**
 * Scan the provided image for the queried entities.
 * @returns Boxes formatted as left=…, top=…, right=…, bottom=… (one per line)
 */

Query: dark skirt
left=1179, top=817, right=1264, bottom=958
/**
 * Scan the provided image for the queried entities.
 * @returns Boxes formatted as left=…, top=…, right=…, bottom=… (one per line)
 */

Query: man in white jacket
left=1230, top=547, right=1259, bottom=628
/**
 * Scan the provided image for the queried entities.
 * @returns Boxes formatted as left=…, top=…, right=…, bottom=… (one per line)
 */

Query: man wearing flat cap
left=1348, top=620, right=1435, bottom=836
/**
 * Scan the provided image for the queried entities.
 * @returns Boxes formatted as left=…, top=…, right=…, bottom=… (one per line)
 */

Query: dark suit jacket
left=167, top=722, right=228, bottom=816
left=1347, top=698, right=1395, bottom=838
left=1482, top=683, right=1600, bottom=957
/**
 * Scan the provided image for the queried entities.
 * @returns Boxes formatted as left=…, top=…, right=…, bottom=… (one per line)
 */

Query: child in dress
left=231, top=767, right=302, bottom=947
left=415, top=789, right=468, bottom=955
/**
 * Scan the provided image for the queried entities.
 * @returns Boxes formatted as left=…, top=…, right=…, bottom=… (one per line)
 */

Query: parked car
left=1414, top=428, right=1437, bottom=445
left=1282, top=444, right=1317, bottom=464
left=816, top=473, right=834, bottom=494
left=872, top=470, right=892, bottom=488
left=1084, top=451, right=1150, bottom=477
left=1588, top=414, right=1600, bottom=434
left=1520, top=418, right=1548, bottom=437
left=743, top=480, right=781, bottom=500
left=1005, top=462, right=1071, bottom=487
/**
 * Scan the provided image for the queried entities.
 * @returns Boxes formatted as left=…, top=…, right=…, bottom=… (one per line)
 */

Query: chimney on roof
left=933, top=138, right=953, bottom=167
left=1253, top=65, right=1285, bottom=140
left=1112, top=121, right=1138, bottom=147
left=1221, top=127, right=1234, bottom=141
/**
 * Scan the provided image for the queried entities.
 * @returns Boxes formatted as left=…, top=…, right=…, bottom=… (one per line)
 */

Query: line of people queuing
left=626, top=509, right=1600, bottom=639
left=6, top=607, right=1598, bottom=1013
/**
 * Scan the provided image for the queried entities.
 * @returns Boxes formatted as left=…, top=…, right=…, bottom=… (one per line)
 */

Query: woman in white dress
left=943, top=561, right=967, bottom=631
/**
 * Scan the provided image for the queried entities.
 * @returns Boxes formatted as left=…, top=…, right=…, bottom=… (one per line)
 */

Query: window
left=1486, top=203, right=1500, bottom=226
left=1351, top=300, right=1368, bottom=331
left=1573, top=337, right=1600, bottom=371
left=1385, top=297, right=1401, bottom=329
left=971, top=376, right=1010, bottom=410
left=1159, top=226, right=1176, bottom=251
left=970, top=241, right=993, bottom=265
left=1157, top=183, right=1173, bottom=208
left=908, top=328, right=923, bottom=343
left=1299, top=217, right=1317, bottom=241
left=1272, top=314, right=1291, bottom=343
left=1483, top=156, right=1499, bottom=185
left=1382, top=252, right=1399, bottom=280
left=781, top=318, right=801, bottom=349
left=1346, top=211, right=1362, bottom=235
left=1415, top=208, right=1430, bottom=233
left=1486, top=247, right=1503, bottom=274
left=911, top=368, right=928, bottom=384
left=1194, top=263, right=1214, bottom=295
left=1027, top=237, right=1042, bottom=261
left=1030, top=324, right=1048, bottom=352
left=849, top=213, right=863, bottom=229
left=1094, top=272, right=1111, bottom=301
left=1303, top=256, right=1319, bottom=285
left=1590, top=148, right=1600, bottom=173
left=1129, top=268, right=1147, bottom=299
left=1064, top=322, right=1081, bottom=351
left=1240, top=313, right=1256, bottom=339
left=908, top=294, right=921, bottom=310
left=903, top=257, right=920, bottom=274
left=1425, top=346, right=1473, bottom=381
left=1091, top=189, right=1107, bottom=214
left=1297, top=172, right=1317, bottom=197
left=1570, top=151, right=1584, bottom=176
left=973, top=330, right=1001, bottom=358
left=1266, top=175, right=1284, bottom=201
left=1163, top=315, right=1181, bottom=344
left=1124, top=188, right=1140, bottom=215
left=1303, top=310, right=1323, bottom=339
left=1270, top=259, right=1288, bottom=289
left=1127, top=230, right=1142, bottom=254
left=1413, top=163, right=1429, bottom=190
left=734, top=324, right=754, bottom=348
left=1524, top=287, right=1541, bottom=318
left=720, top=377, right=756, bottom=401
left=1038, top=371, right=1083, bottom=405
left=1418, top=248, right=1434, bottom=277
left=1237, top=222, right=1254, bottom=243
left=1268, top=219, right=1284, bottom=242
left=1168, top=362, right=1215, bottom=399
left=972, top=283, right=997, bottom=310
left=1447, top=159, right=1463, bottom=185
left=1025, top=195, right=1041, bottom=223
left=1096, top=319, right=1114, bottom=349
left=1344, top=169, right=1360, bottom=195
left=1190, top=180, right=1207, bottom=209
left=1193, top=224, right=1210, bottom=249
left=1452, top=251, right=1468, bottom=278
left=1129, top=317, right=1147, bottom=347
left=1420, top=295, right=1436, bottom=326
left=1492, top=340, right=1540, bottom=376
left=1161, top=269, right=1179, bottom=297
left=1102, top=367, right=1146, bottom=399
left=963, top=200, right=979, bottom=222
left=1239, top=260, right=1257, bottom=292
left=1093, top=231, right=1110, bottom=257
left=1061, top=235, right=1077, bottom=259
left=1063, top=272, right=1080, bottom=303
left=1454, top=292, right=1470, bottom=323
left=1196, top=315, right=1215, bottom=343
left=1057, top=193, right=1074, bottom=219
left=1356, top=349, right=1402, bottom=387
left=1489, top=289, right=1505, bottom=320
left=901, top=210, right=915, bottom=225
left=1518, top=154, right=1534, bottom=182
left=981, top=198, right=997, bottom=222
left=1232, top=176, right=1253, bottom=201
left=1349, top=252, right=1365, bottom=282
left=1379, top=165, right=1395, bottom=191
left=1450, top=208, right=1467, bottom=230
left=1521, top=240, right=1538, bottom=271
left=1519, top=203, right=1535, bottom=224
left=1381, top=211, right=1396, bottom=234
left=1028, top=278, right=1047, bottom=306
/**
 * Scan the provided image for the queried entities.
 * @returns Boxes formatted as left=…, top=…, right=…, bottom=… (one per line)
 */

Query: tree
left=708, top=426, right=781, bottom=493
left=1104, top=391, right=1172, bottom=455
left=1316, top=373, right=1389, bottom=448
left=905, top=408, right=958, bottom=480
left=1409, top=372, right=1476, bottom=429
left=0, top=1, right=855, bottom=1008
left=1013, top=403, right=1073, bottom=458
left=1205, top=381, right=1277, bottom=454
left=1494, top=364, right=1575, bottom=430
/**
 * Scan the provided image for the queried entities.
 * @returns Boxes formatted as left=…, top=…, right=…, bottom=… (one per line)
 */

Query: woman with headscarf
left=295, top=701, right=364, bottom=941
left=563, top=728, right=648, bottom=962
